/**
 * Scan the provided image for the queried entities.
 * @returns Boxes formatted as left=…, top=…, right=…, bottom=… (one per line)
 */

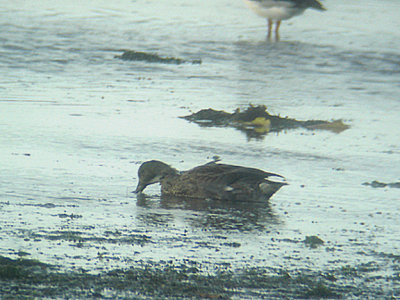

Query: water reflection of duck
left=136, top=192, right=281, bottom=231
left=243, top=0, right=326, bottom=40
left=135, top=160, right=286, bottom=202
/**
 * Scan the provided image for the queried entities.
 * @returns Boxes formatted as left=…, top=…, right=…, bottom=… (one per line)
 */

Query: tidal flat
left=1, top=0, right=399, bottom=298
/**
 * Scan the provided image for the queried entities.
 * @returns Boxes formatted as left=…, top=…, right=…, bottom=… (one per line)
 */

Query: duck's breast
left=160, top=174, right=209, bottom=199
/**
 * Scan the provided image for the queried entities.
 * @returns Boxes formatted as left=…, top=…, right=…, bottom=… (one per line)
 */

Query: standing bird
left=135, top=160, right=286, bottom=202
left=243, top=0, right=326, bottom=40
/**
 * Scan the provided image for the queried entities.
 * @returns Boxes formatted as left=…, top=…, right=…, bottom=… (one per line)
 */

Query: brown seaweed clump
left=363, top=180, right=400, bottom=188
left=115, top=50, right=201, bottom=65
left=303, top=235, right=325, bottom=249
left=181, top=105, right=349, bottom=139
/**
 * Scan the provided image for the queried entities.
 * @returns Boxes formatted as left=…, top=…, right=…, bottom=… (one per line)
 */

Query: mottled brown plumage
left=135, top=160, right=286, bottom=201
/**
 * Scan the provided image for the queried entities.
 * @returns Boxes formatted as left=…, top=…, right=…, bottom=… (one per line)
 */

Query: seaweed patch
left=303, top=235, right=325, bottom=249
left=363, top=180, right=400, bottom=188
left=0, top=255, right=395, bottom=299
left=115, top=50, right=201, bottom=65
left=181, top=105, right=350, bottom=139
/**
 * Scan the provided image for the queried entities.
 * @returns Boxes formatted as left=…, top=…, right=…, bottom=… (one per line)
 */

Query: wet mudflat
left=1, top=0, right=400, bottom=298
left=1, top=254, right=396, bottom=299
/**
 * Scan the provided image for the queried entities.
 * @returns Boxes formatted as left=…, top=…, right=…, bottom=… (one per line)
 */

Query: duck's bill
left=134, top=182, right=146, bottom=193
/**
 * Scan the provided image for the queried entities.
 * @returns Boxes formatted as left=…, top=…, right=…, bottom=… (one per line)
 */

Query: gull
left=243, top=0, right=326, bottom=40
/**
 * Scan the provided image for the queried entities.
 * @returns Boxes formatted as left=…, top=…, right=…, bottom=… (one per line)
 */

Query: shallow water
left=1, top=0, right=400, bottom=297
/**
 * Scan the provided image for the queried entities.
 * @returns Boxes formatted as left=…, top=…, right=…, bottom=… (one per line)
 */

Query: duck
left=243, top=0, right=326, bottom=40
left=135, top=160, right=286, bottom=201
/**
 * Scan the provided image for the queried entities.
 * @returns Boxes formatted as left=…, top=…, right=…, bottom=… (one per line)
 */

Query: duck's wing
left=186, top=163, right=284, bottom=186
left=183, top=163, right=285, bottom=201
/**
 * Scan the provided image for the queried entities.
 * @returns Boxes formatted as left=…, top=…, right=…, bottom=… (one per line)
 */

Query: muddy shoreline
left=1, top=255, right=397, bottom=299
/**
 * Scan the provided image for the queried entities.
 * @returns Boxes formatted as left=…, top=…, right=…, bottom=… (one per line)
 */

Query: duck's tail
left=259, top=179, right=287, bottom=199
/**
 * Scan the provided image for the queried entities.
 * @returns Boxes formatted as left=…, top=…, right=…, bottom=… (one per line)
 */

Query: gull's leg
left=267, top=19, right=273, bottom=40
left=275, top=20, right=281, bottom=41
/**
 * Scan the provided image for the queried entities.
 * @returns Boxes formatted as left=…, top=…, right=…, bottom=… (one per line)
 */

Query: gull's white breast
left=243, top=0, right=305, bottom=21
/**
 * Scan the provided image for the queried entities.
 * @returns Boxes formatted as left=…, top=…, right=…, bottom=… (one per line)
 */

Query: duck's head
left=135, top=160, right=178, bottom=193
